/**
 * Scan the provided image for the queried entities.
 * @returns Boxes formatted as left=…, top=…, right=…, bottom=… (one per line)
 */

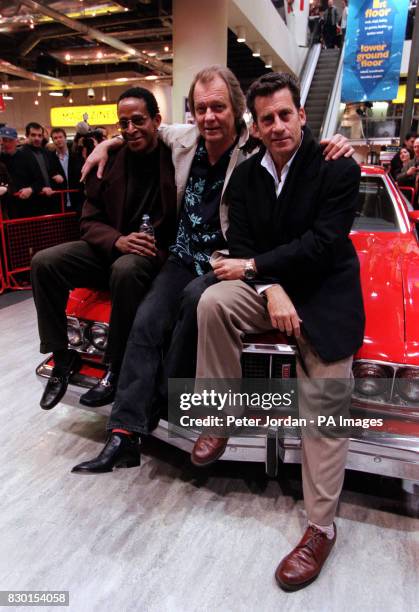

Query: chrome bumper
left=36, top=358, right=419, bottom=484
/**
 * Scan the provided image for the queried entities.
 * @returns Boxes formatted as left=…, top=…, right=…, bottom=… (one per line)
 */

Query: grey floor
left=0, top=293, right=418, bottom=612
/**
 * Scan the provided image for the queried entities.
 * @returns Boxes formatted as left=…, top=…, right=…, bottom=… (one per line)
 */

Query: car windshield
left=352, top=176, right=400, bottom=232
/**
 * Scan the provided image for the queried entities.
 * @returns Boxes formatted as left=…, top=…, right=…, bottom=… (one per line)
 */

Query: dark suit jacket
left=226, top=127, right=365, bottom=362
left=14, top=145, right=65, bottom=192
left=80, top=141, right=177, bottom=261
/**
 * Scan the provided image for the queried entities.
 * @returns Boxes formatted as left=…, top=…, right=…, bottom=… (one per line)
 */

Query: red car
left=37, top=166, right=419, bottom=489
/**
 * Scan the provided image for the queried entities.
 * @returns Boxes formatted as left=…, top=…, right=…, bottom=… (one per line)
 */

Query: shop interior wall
left=0, top=76, right=173, bottom=138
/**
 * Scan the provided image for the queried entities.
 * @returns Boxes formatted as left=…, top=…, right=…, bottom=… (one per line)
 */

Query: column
left=172, top=0, right=228, bottom=122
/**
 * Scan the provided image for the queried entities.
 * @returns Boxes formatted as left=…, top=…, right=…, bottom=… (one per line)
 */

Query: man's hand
left=265, top=285, right=302, bottom=338
left=17, top=187, right=33, bottom=199
left=41, top=187, right=54, bottom=196
left=0, top=185, right=7, bottom=196
left=81, top=137, right=123, bottom=181
left=213, top=258, right=246, bottom=280
left=406, top=166, right=419, bottom=176
left=320, top=134, right=354, bottom=161
left=114, top=232, right=157, bottom=257
left=52, top=174, right=64, bottom=184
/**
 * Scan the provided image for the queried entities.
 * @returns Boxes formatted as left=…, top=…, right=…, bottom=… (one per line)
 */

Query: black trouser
left=323, top=24, right=337, bottom=48
left=31, top=240, right=161, bottom=365
left=108, top=254, right=218, bottom=435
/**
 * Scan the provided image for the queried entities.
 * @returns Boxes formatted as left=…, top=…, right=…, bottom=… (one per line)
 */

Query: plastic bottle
left=139, top=214, right=154, bottom=237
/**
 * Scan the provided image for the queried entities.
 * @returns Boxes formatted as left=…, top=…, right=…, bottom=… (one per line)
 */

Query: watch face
left=244, top=266, right=256, bottom=280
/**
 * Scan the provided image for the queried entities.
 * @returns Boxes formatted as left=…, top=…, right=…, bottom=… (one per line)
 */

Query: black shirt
left=124, top=144, right=161, bottom=234
left=170, top=137, right=234, bottom=275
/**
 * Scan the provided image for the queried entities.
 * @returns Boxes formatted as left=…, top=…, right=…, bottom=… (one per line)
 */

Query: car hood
left=351, top=231, right=419, bottom=365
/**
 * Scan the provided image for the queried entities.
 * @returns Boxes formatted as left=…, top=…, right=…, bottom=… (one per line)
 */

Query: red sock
left=112, top=428, right=133, bottom=436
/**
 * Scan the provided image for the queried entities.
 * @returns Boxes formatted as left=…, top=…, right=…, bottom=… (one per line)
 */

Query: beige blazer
left=159, top=123, right=250, bottom=238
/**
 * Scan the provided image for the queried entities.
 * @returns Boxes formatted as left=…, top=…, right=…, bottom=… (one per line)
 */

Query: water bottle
left=139, top=214, right=154, bottom=237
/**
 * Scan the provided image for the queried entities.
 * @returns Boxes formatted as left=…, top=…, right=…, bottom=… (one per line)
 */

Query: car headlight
left=396, top=369, right=419, bottom=403
left=67, top=318, right=82, bottom=347
left=353, top=362, right=390, bottom=397
left=89, top=322, right=108, bottom=351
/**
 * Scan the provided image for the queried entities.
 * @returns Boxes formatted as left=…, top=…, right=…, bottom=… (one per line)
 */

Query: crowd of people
left=308, top=0, right=348, bottom=49
left=390, top=131, right=419, bottom=206
left=0, top=120, right=108, bottom=220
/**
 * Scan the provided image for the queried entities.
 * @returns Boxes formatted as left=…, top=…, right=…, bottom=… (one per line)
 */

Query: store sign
left=342, top=0, right=409, bottom=103
left=50, top=104, right=118, bottom=127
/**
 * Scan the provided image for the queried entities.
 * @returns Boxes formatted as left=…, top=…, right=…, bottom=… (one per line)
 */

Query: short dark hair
left=51, top=127, right=67, bottom=138
left=117, top=87, right=159, bottom=118
left=246, top=73, right=301, bottom=122
left=25, top=121, right=43, bottom=136
left=404, top=131, right=417, bottom=143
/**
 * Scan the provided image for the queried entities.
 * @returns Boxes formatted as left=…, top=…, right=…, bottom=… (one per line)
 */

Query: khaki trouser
left=196, top=280, right=352, bottom=526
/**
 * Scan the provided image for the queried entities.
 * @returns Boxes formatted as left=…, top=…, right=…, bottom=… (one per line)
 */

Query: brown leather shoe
left=275, top=524, right=336, bottom=591
left=191, top=435, right=229, bottom=466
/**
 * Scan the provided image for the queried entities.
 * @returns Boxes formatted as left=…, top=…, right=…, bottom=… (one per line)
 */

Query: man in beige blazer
left=72, top=65, right=354, bottom=474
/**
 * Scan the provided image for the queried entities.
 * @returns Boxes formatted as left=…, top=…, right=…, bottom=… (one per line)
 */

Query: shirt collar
left=260, top=132, right=303, bottom=196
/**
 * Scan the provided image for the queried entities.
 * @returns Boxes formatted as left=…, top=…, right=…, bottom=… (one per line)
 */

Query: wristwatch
left=243, top=259, right=256, bottom=281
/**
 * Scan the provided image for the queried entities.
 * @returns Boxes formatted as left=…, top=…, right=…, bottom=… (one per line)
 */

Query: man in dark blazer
left=14, top=122, right=66, bottom=217
left=31, top=87, right=177, bottom=414
left=192, top=73, right=365, bottom=591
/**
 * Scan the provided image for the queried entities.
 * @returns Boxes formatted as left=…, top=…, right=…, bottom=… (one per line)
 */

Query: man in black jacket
left=31, top=88, right=177, bottom=412
left=192, top=73, right=365, bottom=591
left=14, top=122, right=65, bottom=217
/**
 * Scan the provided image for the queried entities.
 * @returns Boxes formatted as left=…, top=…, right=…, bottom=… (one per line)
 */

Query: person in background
left=14, top=122, right=66, bottom=216
left=0, top=126, right=19, bottom=218
left=391, top=147, right=411, bottom=182
left=390, top=131, right=416, bottom=180
left=323, top=0, right=339, bottom=48
left=51, top=127, right=84, bottom=213
left=340, top=0, right=348, bottom=43
left=397, top=136, right=419, bottom=207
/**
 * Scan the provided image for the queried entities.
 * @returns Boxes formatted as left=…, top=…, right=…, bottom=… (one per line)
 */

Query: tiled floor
left=0, top=293, right=418, bottom=612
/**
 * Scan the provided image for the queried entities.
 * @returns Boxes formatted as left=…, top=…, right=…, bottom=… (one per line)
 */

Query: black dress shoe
left=79, top=368, right=118, bottom=407
left=40, top=350, right=81, bottom=410
left=71, top=433, right=141, bottom=474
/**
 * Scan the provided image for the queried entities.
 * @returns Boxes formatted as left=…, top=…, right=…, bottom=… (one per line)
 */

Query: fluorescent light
left=115, top=77, right=129, bottom=82
left=237, top=26, right=246, bottom=43
left=49, top=91, right=63, bottom=97
left=145, top=75, right=158, bottom=81
left=3, top=94, right=13, bottom=100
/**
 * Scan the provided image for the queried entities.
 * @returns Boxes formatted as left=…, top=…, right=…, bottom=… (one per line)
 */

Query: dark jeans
left=31, top=240, right=161, bottom=364
left=108, top=255, right=218, bottom=435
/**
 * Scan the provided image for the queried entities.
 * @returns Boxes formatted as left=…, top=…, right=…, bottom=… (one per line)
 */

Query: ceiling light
left=128, top=48, right=137, bottom=56
left=147, top=51, right=157, bottom=57
left=237, top=26, right=246, bottom=43
left=3, top=94, right=13, bottom=100
left=164, top=46, right=169, bottom=52
left=145, top=75, right=158, bottom=81
left=87, top=87, right=95, bottom=99
left=65, top=53, right=71, bottom=61
left=49, top=91, right=63, bottom=97
left=2, top=83, right=9, bottom=90
left=34, top=99, right=39, bottom=105
left=265, top=56, right=273, bottom=68
left=252, top=44, right=261, bottom=57
left=124, top=7, right=129, bottom=11
left=96, top=51, right=103, bottom=59
left=68, top=96, right=73, bottom=104
left=115, top=77, right=128, bottom=82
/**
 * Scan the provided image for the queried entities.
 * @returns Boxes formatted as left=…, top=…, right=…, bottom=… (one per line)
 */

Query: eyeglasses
left=117, top=115, right=148, bottom=130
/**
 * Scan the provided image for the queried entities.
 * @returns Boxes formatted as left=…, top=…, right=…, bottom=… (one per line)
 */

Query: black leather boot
left=71, top=433, right=141, bottom=474
left=79, top=367, right=119, bottom=407
left=40, top=350, right=82, bottom=410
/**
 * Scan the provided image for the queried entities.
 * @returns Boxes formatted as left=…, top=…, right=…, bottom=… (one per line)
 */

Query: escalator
left=303, top=48, right=341, bottom=139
